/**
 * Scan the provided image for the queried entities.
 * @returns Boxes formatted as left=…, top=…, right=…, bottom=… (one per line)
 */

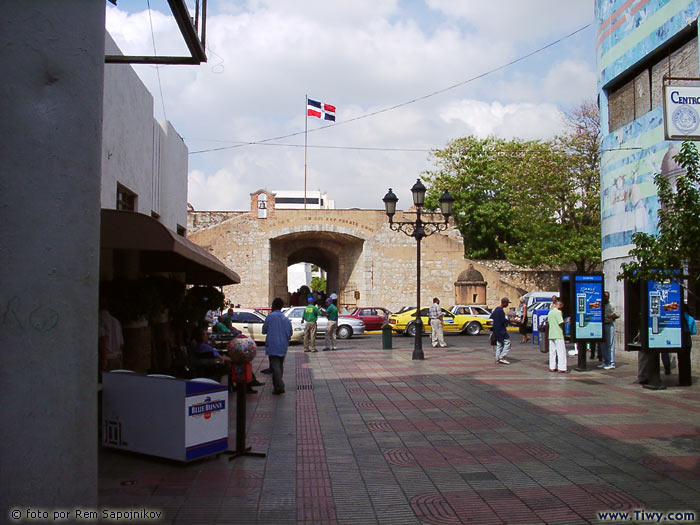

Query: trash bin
left=539, top=330, right=548, bottom=354
left=382, top=324, right=392, bottom=349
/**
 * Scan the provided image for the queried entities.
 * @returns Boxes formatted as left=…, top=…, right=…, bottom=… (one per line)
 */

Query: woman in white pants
left=547, top=299, right=570, bottom=373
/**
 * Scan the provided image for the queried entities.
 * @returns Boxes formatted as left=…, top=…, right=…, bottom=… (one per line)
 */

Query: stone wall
left=187, top=207, right=579, bottom=314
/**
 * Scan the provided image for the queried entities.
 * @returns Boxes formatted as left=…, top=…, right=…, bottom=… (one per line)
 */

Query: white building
left=273, top=190, right=335, bottom=210
left=100, top=35, right=237, bottom=285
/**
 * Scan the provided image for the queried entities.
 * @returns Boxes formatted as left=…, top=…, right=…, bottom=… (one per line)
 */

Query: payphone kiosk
left=624, top=276, right=687, bottom=389
left=560, top=273, right=604, bottom=371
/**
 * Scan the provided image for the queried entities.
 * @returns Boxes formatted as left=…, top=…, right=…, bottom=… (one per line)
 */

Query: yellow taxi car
left=388, top=306, right=492, bottom=337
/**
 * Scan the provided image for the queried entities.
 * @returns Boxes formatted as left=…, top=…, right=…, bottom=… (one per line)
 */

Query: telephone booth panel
left=560, top=273, right=604, bottom=342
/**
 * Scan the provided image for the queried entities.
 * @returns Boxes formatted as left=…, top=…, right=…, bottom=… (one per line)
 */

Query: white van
left=521, top=291, right=558, bottom=308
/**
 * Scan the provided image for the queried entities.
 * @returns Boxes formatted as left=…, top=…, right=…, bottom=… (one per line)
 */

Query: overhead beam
left=105, top=0, right=206, bottom=65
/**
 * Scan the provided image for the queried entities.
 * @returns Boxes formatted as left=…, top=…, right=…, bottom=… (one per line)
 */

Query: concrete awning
left=100, top=209, right=240, bottom=285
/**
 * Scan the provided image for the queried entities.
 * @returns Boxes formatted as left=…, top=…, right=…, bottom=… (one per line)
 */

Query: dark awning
left=100, top=209, right=240, bottom=285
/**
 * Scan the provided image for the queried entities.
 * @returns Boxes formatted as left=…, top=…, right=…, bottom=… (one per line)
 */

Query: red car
left=345, top=307, right=391, bottom=331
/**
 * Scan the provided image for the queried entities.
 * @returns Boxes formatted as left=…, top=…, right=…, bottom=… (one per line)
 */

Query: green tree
left=311, top=276, right=327, bottom=292
left=424, top=100, right=601, bottom=272
left=423, top=136, right=520, bottom=259
left=619, top=141, right=700, bottom=300
left=506, top=101, right=601, bottom=272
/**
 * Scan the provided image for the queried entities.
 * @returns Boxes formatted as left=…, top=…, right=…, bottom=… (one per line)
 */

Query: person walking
left=262, top=297, right=293, bottom=395
left=428, top=297, right=447, bottom=348
left=490, top=297, right=511, bottom=364
left=547, top=299, right=570, bottom=373
left=302, top=296, right=322, bottom=353
left=599, top=291, right=619, bottom=370
left=323, top=298, right=338, bottom=351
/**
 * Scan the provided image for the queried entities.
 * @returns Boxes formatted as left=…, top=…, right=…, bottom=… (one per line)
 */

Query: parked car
left=215, top=308, right=304, bottom=344
left=388, top=307, right=491, bottom=337
left=283, top=306, right=365, bottom=339
left=449, top=305, right=492, bottom=320
left=508, top=301, right=552, bottom=328
left=345, top=307, right=392, bottom=330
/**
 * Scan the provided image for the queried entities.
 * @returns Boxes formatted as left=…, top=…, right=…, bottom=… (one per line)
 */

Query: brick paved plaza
left=99, top=334, right=700, bottom=524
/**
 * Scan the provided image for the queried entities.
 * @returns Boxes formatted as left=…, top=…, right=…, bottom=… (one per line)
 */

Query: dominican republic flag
left=307, top=98, right=336, bottom=121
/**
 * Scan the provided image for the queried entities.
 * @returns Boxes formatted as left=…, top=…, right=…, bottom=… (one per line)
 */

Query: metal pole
left=413, top=208, right=424, bottom=360
left=304, top=95, right=308, bottom=210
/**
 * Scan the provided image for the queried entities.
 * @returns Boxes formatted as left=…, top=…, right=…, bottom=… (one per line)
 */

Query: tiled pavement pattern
left=99, top=335, right=700, bottom=524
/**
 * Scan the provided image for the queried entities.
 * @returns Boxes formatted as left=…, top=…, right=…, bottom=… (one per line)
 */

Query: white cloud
left=106, top=1, right=596, bottom=211
left=425, top=0, right=593, bottom=41
left=439, top=100, right=564, bottom=140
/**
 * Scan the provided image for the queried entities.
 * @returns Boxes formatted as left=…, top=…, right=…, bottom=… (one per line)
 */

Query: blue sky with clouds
left=106, top=0, right=596, bottom=211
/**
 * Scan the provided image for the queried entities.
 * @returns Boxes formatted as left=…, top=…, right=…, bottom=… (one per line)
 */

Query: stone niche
left=454, top=264, right=487, bottom=305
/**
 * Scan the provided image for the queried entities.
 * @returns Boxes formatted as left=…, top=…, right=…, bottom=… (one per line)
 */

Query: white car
left=214, top=308, right=304, bottom=344
left=449, top=305, right=492, bottom=320
left=283, top=306, right=365, bottom=339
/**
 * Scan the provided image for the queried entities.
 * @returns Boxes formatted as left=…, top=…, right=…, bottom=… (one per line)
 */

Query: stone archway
left=269, top=231, right=364, bottom=307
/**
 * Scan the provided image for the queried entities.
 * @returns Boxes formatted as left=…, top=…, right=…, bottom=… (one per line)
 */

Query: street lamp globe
left=411, top=179, right=426, bottom=208
left=439, top=189, right=454, bottom=218
left=382, top=188, right=398, bottom=218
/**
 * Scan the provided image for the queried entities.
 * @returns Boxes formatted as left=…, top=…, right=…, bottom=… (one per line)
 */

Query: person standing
left=323, top=298, right=338, bottom=351
left=302, top=296, right=322, bottom=353
left=678, top=305, right=695, bottom=387
left=518, top=299, right=530, bottom=343
left=490, top=297, right=511, bottom=364
left=428, top=297, right=448, bottom=348
left=262, top=297, right=293, bottom=395
left=599, top=291, right=619, bottom=370
left=547, top=299, right=569, bottom=373
left=98, top=298, right=124, bottom=372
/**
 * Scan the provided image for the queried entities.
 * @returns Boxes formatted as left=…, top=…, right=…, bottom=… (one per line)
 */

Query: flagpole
left=304, top=94, right=308, bottom=210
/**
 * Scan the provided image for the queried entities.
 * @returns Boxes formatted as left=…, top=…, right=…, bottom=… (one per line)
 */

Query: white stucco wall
left=101, top=35, right=188, bottom=232
left=158, top=120, right=188, bottom=231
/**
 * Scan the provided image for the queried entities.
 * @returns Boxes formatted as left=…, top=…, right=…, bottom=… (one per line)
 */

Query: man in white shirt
left=428, top=297, right=447, bottom=348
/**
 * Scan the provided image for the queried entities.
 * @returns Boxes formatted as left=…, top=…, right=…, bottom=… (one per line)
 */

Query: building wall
left=188, top=207, right=574, bottom=313
left=1, top=0, right=105, bottom=509
left=596, top=0, right=700, bottom=347
left=101, top=35, right=188, bottom=232
left=158, top=120, right=188, bottom=231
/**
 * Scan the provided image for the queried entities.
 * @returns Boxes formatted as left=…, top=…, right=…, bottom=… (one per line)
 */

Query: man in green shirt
left=302, top=297, right=322, bottom=352
left=323, top=298, right=339, bottom=351
left=547, top=299, right=570, bottom=373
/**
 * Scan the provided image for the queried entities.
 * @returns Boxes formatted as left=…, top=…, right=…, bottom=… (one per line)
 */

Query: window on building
left=275, top=197, right=319, bottom=205
left=116, top=184, right=137, bottom=211
left=606, top=25, right=698, bottom=133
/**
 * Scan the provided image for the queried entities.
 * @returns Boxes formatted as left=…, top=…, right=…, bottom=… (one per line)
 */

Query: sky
left=106, top=0, right=597, bottom=212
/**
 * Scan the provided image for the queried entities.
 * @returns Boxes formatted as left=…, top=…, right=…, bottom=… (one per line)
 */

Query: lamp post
left=383, top=179, right=454, bottom=360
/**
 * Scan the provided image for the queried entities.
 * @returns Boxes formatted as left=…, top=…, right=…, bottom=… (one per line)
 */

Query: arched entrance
left=269, top=231, right=364, bottom=308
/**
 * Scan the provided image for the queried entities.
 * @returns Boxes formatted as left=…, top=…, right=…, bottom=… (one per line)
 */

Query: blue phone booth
left=560, top=273, right=605, bottom=371
left=624, top=275, right=689, bottom=389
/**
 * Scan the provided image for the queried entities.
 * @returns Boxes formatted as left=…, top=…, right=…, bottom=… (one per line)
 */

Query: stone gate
left=187, top=190, right=472, bottom=311
left=187, top=190, right=568, bottom=311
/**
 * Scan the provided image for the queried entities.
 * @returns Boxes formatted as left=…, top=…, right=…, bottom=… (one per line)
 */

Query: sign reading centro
left=664, top=84, right=700, bottom=140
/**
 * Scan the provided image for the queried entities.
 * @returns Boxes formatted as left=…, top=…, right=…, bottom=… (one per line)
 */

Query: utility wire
left=188, top=140, right=641, bottom=154
left=189, top=23, right=592, bottom=155
left=147, top=0, right=167, bottom=121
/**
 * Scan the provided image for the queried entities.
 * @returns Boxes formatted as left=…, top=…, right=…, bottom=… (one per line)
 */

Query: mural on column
left=596, top=0, right=700, bottom=260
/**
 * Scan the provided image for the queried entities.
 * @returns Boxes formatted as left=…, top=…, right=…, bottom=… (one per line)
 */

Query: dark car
left=345, top=307, right=392, bottom=331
